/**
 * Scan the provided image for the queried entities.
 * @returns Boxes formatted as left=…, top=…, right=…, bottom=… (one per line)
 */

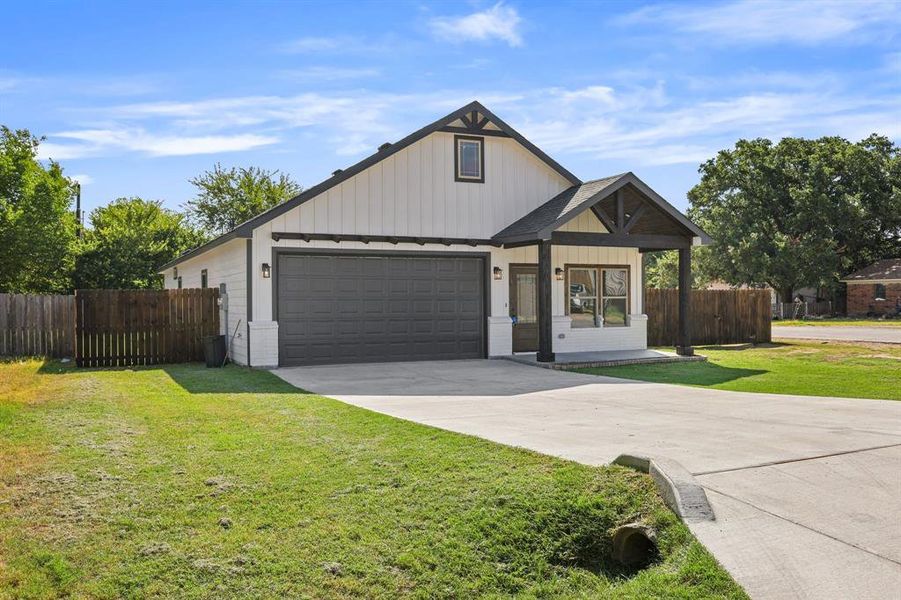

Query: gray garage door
left=276, top=252, right=485, bottom=366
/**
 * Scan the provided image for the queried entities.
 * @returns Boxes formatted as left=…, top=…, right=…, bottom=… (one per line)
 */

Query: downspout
left=246, top=239, right=253, bottom=366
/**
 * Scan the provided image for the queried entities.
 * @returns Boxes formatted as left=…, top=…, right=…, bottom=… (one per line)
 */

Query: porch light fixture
left=555, top=267, right=564, bottom=281
left=261, top=263, right=271, bottom=278
left=493, top=266, right=503, bottom=280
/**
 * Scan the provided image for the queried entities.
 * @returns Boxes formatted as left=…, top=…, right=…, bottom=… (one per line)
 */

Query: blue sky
left=2, top=0, right=899, bottom=216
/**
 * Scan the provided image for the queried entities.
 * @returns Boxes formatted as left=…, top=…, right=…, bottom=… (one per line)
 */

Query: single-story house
left=841, top=259, right=901, bottom=316
left=159, top=101, right=710, bottom=367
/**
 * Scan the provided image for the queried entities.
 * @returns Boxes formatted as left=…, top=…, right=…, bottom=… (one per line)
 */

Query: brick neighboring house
left=841, top=259, right=901, bottom=316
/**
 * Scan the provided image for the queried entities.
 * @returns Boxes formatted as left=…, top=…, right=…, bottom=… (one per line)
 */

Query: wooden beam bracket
left=622, top=204, right=647, bottom=233
left=591, top=204, right=618, bottom=233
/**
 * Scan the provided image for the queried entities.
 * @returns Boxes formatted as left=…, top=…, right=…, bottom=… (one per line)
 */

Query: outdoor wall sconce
left=261, top=263, right=271, bottom=278
left=493, top=266, right=503, bottom=280
left=555, top=267, right=564, bottom=281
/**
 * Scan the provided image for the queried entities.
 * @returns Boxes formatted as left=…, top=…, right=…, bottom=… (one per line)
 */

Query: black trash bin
left=203, top=334, right=227, bottom=367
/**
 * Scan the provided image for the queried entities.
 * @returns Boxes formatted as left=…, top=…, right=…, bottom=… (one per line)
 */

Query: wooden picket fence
left=646, top=288, right=772, bottom=346
left=74, top=289, right=220, bottom=367
left=0, top=293, right=76, bottom=358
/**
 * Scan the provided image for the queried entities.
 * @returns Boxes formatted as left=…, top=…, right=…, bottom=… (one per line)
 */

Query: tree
left=186, top=164, right=301, bottom=234
left=0, top=127, right=78, bottom=293
left=643, top=250, right=711, bottom=289
left=687, top=135, right=900, bottom=302
left=74, top=197, right=206, bottom=289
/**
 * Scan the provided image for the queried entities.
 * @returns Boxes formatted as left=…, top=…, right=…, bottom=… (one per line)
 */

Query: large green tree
left=74, top=197, right=205, bottom=289
left=688, top=134, right=900, bottom=301
left=0, top=127, right=78, bottom=293
left=186, top=164, right=301, bottom=235
left=643, top=250, right=711, bottom=289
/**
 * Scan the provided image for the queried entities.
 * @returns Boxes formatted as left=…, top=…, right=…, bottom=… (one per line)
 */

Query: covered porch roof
left=491, top=171, right=711, bottom=250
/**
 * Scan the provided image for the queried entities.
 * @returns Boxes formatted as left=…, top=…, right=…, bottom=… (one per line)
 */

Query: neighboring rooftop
left=842, top=258, right=901, bottom=282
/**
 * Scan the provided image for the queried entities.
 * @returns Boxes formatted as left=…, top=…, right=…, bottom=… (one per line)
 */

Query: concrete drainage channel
left=613, top=453, right=715, bottom=523
left=610, top=453, right=715, bottom=567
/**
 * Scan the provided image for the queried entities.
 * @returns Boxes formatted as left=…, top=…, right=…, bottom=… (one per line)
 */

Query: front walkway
left=503, top=348, right=705, bottom=369
left=273, top=360, right=901, bottom=600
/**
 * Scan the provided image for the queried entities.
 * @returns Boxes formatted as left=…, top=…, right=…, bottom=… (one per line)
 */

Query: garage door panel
left=308, top=321, right=333, bottom=336
left=308, top=258, right=334, bottom=276
left=363, top=280, right=385, bottom=293
left=363, top=320, right=387, bottom=334
left=388, top=280, right=409, bottom=294
left=387, top=319, right=411, bottom=334
left=363, top=300, right=385, bottom=314
left=277, top=253, right=485, bottom=365
left=361, top=257, right=386, bottom=275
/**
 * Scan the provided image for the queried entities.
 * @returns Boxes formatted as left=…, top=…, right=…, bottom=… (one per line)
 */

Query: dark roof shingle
left=491, top=174, right=625, bottom=242
left=491, top=171, right=710, bottom=244
left=842, top=259, right=901, bottom=282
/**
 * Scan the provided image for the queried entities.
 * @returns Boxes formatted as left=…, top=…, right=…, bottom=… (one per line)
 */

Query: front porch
left=491, top=172, right=711, bottom=362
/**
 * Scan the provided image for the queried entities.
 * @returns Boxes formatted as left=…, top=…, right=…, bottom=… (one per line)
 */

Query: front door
left=510, top=265, right=538, bottom=352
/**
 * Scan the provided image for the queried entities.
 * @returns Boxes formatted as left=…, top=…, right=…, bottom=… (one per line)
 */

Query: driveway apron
left=273, top=359, right=901, bottom=600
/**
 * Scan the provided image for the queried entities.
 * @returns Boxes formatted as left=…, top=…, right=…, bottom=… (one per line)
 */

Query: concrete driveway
left=773, top=324, right=901, bottom=344
left=273, top=360, right=901, bottom=600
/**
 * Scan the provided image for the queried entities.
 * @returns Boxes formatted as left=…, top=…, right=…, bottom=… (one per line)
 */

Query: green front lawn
left=580, top=341, right=901, bottom=400
left=774, top=319, right=901, bottom=327
left=0, top=360, right=744, bottom=599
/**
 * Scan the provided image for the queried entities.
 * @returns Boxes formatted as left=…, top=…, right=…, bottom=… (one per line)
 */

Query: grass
left=774, top=318, right=901, bottom=327
left=579, top=341, right=901, bottom=401
left=0, top=360, right=745, bottom=599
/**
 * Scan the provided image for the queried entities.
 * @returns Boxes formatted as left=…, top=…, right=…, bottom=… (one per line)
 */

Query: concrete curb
left=613, top=453, right=715, bottom=523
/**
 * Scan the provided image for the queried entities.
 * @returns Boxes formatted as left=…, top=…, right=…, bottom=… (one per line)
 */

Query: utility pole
left=75, top=182, right=83, bottom=239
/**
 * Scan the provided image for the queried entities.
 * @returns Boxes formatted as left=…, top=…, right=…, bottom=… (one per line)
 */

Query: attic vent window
left=454, top=135, right=484, bottom=183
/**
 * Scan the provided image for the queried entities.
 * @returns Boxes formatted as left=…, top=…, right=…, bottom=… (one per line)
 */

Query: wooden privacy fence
left=75, top=289, right=220, bottom=367
left=0, top=294, right=75, bottom=358
left=645, top=288, right=772, bottom=346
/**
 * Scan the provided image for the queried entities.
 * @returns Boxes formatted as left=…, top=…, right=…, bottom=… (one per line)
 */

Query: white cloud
left=276, top=36, right=396, bottom=55
left=38, top=127, right=278, bottom=160
left=70, top=174, right=93, bottom=185
left=884, top=52, right=901, bottom=74
left=279, top=36, right=346, bottom=53
left=37, top=71, right=899, bottom=167
left=429, top=3, right=523, bottom=47
left=0, top=72, right=160, bottom=97
left=274, top=67, right=381, bottom=82
left=517, top=86, right=900, bottom=166
left=0, top=77, right=21, bottom=92
left=621, top=0, right=901, bottom=45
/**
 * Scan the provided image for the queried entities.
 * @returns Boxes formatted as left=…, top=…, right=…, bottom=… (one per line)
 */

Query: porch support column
left=537, top=239, right=555, bottom=363
left=676, top=246, right=694, bottom=356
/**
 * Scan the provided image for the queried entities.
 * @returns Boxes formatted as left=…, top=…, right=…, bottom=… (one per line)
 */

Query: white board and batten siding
left=241, top=130, right=648, bottom=364
left=163, top=238, right=249, bottom=365
left=251, top=132, right=572, bottom=322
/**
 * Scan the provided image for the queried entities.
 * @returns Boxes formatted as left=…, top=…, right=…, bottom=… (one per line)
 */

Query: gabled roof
left=841, top=258, right=901, bottom=282
left=159, top=101, right=580, bottom=271
left=492, top=171, right=711, bottom=244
